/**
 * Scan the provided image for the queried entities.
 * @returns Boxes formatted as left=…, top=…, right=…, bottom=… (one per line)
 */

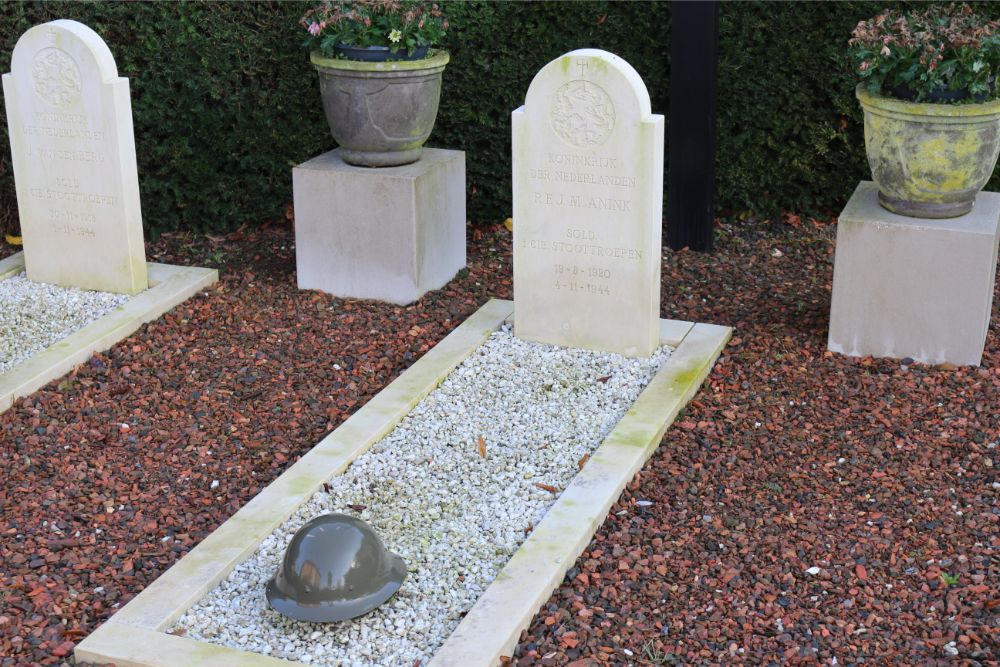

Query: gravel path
left=0, top=221, right=997, bottom=666
left=0, top=273, right=130, bottom=375
left=175, top=327, right=670, bottom=666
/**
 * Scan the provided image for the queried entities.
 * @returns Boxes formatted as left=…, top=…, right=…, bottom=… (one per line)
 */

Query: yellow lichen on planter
left=857, top=84, right=1000, bottom=217
left=310, top=49, right=449, bottom=72
left=310, top=49, right=448, bottom=167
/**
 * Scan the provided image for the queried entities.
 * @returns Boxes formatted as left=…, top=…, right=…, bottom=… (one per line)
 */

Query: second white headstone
left=512, top=49, right=663, bottom=357
left=3, top=19, right=147, bottom=295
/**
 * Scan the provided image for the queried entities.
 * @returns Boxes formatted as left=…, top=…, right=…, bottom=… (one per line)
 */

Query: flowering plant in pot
left=301, top=0, right=448, bottom=62
left=300, top=0, right=450, bottom=167
left=848, top=3, right=1000, bottom=218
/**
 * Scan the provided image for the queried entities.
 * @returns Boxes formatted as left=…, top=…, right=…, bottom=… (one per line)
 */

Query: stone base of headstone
left=292, top=148, right=466, bottom=305
left=828, top=181, right=1000, bottom=366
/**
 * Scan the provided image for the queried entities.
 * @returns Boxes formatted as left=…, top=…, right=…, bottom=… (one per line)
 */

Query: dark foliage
left=0, top=1, right=329, bottom=239
left=3, top=1, right=1000, bottom=239
left=432, top=1, right=669, bottom=226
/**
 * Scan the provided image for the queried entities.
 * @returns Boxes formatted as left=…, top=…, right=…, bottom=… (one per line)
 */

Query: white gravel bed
left=0, top=273, right=130, bottom=375
left=174, top=325, right=672, bottom=666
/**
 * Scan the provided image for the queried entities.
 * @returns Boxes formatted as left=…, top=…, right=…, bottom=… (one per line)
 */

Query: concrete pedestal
left=293, top=148, right=466, bottom=304
left=829, top=181, right=1000, bottom=366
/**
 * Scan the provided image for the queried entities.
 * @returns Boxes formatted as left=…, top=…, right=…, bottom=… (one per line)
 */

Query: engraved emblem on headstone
left=550, top=80, right=615, bottom=148
left=31, top=47, right=81, bottom=107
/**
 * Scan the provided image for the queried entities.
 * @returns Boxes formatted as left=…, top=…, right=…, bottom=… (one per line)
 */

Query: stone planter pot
left=311, top=50, right=449, bottom=167
left=857, top=84, right=1000, bottom=218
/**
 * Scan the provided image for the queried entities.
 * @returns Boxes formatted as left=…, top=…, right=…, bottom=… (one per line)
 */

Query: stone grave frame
left=74, top=299, right=731, bottom=666
left=0, top=253, right=217, bottom=414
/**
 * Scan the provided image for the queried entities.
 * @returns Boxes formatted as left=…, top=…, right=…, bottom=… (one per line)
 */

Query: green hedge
left=2, top=1, right=999, bottom=239
left=0, top=1, right=326, bottom=239
left=432, top=1, right=669, bottom=227
left=717, top=2, right=866, bottom=217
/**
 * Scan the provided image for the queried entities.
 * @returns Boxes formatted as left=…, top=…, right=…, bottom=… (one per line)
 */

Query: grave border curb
left=75, top=298, right=731, bottom=667
left=0, top=252, right=218, bottom=414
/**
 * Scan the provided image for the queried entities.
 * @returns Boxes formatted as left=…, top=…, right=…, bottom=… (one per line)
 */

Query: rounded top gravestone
left=3, top=19, right=147, bottom=295
left=525, top=49, right=653, bottom=145
left=11, top=19, right=120, bottom=89
left=512, top=49, right=664, bottom=358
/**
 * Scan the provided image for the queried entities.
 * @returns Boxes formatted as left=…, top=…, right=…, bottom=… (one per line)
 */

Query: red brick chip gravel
left=1, top=219, right=997, bottom=666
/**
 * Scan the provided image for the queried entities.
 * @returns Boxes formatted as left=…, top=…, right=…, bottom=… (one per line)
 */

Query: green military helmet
left=266, top=513, right=407, bottom=623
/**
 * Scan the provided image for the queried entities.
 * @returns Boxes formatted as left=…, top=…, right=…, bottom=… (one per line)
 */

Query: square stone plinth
left=828, top=181, right=1000, bottom=366
left=293, top=148, right=466, bottom=305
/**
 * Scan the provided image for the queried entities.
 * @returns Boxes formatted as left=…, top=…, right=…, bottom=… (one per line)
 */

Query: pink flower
left=308, top=22, right=322, bottom=36
left=859, top=61, right=870, bottom=72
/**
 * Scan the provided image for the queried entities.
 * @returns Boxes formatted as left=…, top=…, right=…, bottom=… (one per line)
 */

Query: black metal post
left=666, top=0, right=720, bottom=252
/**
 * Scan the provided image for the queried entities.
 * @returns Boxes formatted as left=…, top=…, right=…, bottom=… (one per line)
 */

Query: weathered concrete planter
left=857, top=84, right=1000, bottom=218
left=311, top=50, right=449, bottom=167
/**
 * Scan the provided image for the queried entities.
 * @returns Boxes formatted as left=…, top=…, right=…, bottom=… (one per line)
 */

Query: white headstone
left=512, top=49, right=663, bottom=357
left=3, top=19, right=147, bottom=295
